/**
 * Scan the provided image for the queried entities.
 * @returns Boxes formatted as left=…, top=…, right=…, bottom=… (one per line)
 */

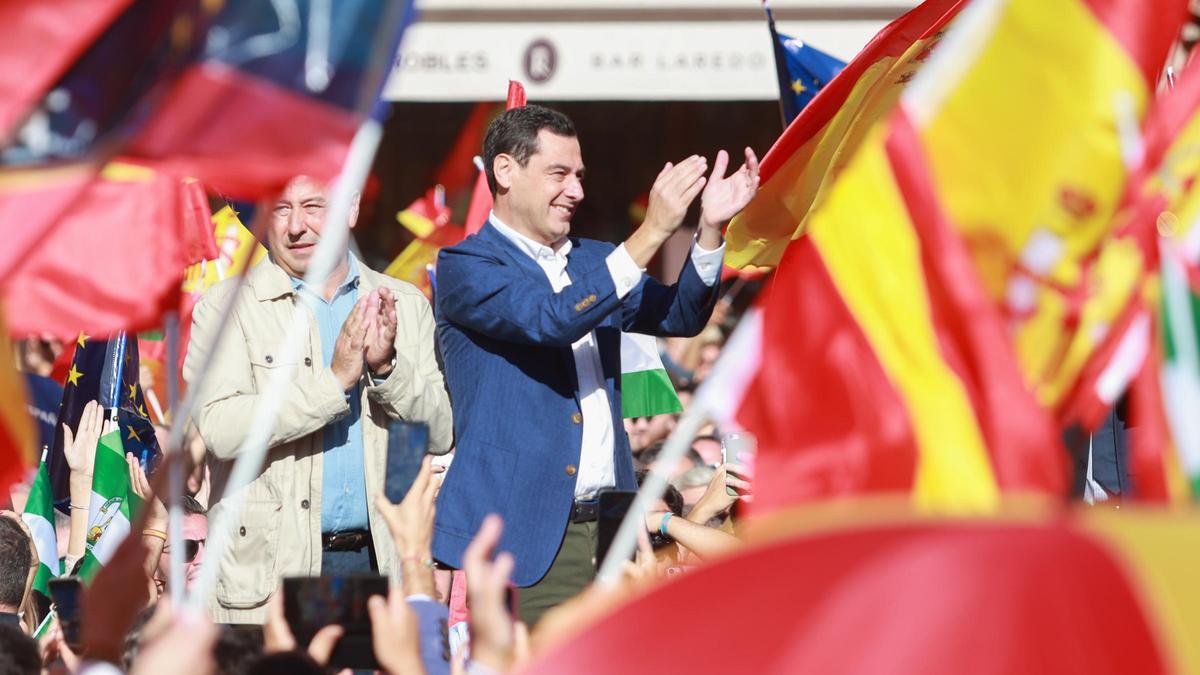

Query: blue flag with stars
left=48, top=333, right=158, bottom=509
left=764, top=4, right=846, bottom=126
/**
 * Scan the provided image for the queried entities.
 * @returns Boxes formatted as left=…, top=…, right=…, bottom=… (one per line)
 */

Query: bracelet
left=401, top=556, right=436, bottom=569
left=659, top=512, right=673, bottom=537
left=69, top=504, right=88, bottom=511
left=142, top=529, right=167, bottom=541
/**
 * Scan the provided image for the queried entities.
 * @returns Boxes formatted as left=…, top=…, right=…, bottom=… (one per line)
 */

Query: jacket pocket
left=215, top=499, right=282, bottom=609
left=246, top=340, right=302, bottom=390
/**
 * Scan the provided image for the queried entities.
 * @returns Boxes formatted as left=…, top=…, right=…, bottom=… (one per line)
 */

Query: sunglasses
left=162, top=538, right=206, bottom=563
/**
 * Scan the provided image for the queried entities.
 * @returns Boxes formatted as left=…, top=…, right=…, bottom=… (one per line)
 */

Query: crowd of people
left=1, top=105, right=760, bottom=673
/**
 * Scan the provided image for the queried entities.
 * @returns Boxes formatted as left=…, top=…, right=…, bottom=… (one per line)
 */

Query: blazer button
left=304, top=357, right=312, bottom=367
left=239, top=526, right=247, bottom=536
left=565, top=464, right=577, bottom=476
left=301, top=499, right=310, bottom=509
left=265, top=355, right=273, bottom=364
left=571, top=412, right=582, bottom=424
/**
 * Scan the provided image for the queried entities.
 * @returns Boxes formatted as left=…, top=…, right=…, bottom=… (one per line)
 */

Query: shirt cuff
left=691, top=238, right=726, bottom=287
left=607, top=244, right=644, bottom=299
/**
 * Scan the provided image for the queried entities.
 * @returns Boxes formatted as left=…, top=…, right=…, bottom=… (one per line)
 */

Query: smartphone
left=48, top=577, right=83, bottom=652
left=385, top=420, right=430, bottom=503
left=282, top=575, right=388, bottom=670
left=721, top=432, right=755, bottom=497
left=594, top=489, right=637, bottom=571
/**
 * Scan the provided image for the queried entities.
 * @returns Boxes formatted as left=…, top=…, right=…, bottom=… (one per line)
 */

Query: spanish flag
left=725, top=0, right=964, bottom=269
left=726, top=111, right=1066, bottom=514
left=904, top=0, right=1187, bottom=420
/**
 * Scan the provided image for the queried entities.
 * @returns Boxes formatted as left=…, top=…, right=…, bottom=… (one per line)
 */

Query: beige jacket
left=183, top=256, right=453, bottom=624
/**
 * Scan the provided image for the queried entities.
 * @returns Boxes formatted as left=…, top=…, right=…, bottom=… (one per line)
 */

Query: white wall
left=385, top=1, right=917, bottom=101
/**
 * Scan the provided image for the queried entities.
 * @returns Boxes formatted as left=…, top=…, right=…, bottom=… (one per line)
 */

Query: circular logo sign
left=523, top=39, right=557, bottom=83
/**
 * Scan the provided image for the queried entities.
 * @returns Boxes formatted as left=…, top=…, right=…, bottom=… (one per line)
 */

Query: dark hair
left=0, top=623, right=39, bottom=675
left=182, top=494, right=207, bottom=516
left=634, top=469, right=685, bottom=517
left=636, top=442, right=703, bottom=471
left=214, top=626, right=265, bottom=675
left=248, top=651, right=325, bottom=675
left=0, top=518, right=32, bottom=610
left=482, top=105, right=576, bottom=195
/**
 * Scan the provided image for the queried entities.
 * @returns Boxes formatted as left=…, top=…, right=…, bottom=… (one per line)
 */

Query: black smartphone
left=48, top=577, right=83, bottom=652
left=282, top=575, right=388, bottom=670
left=385, top=420, right=430, bottom=503
left=594, top=489, right=637, bottom=571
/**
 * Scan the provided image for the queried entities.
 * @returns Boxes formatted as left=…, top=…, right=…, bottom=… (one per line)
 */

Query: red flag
left=463, top=169, right=493, bottom=237
left=464, top=81, right=528, bottom=236
left=0, top=0, right=131, bottom=141
left=525, top=517, right=1176, bottom=674
left=0, top=161, right=214, bottom=339
left=705, top=112, right=1065, bottom=514
left=431, top=102, right=496, bottom=195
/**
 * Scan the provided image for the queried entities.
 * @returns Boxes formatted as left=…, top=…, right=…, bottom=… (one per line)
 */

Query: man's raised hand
left=331, top=296, right=369, bottom=391
left=642, top=155, right=709, bottom=237
left=699, top=147, right=760, bottom=230
left=363, top=288, right=398, bottom=378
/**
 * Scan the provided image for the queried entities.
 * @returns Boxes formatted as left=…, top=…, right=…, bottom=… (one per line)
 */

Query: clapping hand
left=363, top=288, right=398, bottom=379
left=698, top=147, right=760, bottom=230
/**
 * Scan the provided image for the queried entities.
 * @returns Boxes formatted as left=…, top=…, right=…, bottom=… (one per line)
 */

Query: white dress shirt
left=488, top=213, right=724, bottom=498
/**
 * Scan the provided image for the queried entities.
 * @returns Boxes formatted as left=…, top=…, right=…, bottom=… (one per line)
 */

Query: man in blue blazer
left=432, top=105, right=759, bottom=625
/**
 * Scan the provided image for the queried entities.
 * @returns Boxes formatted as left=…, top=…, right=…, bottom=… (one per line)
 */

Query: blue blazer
left=431, top=223, right=720, bottom=586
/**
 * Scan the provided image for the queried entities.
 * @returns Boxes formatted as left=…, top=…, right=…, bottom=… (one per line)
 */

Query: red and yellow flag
left=725, top=0, right=964, bottom=269
left=903, top=0, right=1186, bottom=421
left=732, top=111, right=1066, bottom=514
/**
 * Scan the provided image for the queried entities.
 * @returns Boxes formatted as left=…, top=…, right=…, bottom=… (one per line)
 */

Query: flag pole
left=163, top=311, right=185, bottom=606
left=596, top=310, right=763, bottom=585
left=184, top=2, right=414, bottom=614
left=762, top=0, right=792, bottom=131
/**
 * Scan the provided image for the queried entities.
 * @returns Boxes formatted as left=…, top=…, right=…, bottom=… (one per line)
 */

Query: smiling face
left=267, top=175, right=358, bottom=278
left=494, top=129, right=585, bottom=248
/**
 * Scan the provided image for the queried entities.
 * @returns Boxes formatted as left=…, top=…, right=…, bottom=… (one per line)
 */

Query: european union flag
left=764, top=6, right=847, bottom=126
left=48, top=333, right=159, bottom=508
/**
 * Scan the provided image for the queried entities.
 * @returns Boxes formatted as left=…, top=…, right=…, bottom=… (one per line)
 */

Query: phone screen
left=48, top=577, right=83, bottom=652
left=594, top=490, right=637, bottom=571
left=385, top=420, right=430, bottom=503
left=282, top=575, right=388, bottom=670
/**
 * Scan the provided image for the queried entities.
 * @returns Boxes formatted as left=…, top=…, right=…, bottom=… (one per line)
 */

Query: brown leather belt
left=321, top=530, right=372, bottom=552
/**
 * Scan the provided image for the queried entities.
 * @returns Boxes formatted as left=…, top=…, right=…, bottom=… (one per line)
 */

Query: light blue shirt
left=290, top=255, right=369, bottom=533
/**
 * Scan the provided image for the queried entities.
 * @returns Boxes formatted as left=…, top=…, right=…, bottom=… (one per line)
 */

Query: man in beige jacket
left=184, top=176, right=453, bottom=624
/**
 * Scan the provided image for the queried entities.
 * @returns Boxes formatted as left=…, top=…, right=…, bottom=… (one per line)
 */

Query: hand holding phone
left=720, top=432, right=755, bottom=497
left=48, top=577, right=83, bottom=653
left=283, top=575, right=388, bottom=670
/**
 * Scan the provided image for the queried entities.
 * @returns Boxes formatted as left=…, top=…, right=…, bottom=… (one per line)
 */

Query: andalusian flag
left=78, top=417, right=141, bottom=580
left=21, top=451, right=61, bottom=596
left=620, top=333, right=682, bottom=419
left=75, top=333, right=147, bottom=580
left=725, top=0, right=964, bottom=269
left=709, top=113, right=1066, bottom=515
left=902, top=0, right=1187, bottom=422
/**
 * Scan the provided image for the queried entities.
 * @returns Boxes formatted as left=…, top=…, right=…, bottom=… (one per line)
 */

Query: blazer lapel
left=478, top=222, right=582, bottom=401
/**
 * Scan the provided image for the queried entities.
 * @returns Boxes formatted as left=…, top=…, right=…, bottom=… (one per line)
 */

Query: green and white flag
left=1160, top=251, right=1200, bottom=498
left=620, top=332, right=683, bottom=419
left=78, top=416, right=141, bottom=580
left=21, top=450, right=61, bottom=595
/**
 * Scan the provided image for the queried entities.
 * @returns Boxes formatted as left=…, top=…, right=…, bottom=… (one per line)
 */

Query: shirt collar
left=287, top=252, right=361, bottom=295
left=489, top=211, right=572, bottom=262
